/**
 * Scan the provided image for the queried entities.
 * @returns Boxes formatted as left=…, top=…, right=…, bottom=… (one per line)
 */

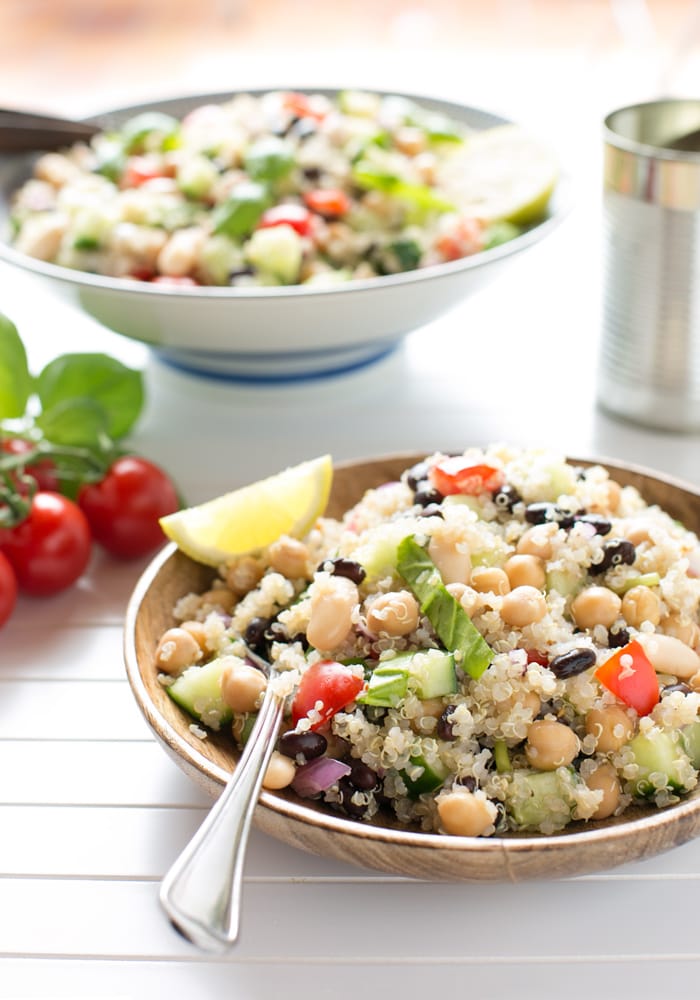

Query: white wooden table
left=3, top=49, right=700, bottom=998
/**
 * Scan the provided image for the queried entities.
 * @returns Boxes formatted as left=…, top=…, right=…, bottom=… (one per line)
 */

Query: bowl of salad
left=124, top=447, right=700, bottom=881
left=0, top=89, right=569, bottom=381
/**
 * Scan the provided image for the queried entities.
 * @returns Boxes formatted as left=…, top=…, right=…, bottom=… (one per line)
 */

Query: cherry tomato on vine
left=1, top=438, right=59, bottom=492
left=291, top=660, right=365, bottom=730
left=0, top=492, right=92, bottom=597
left=0, top=550, right=18, bottom=626
left=77, top=456, right=179, bottom=559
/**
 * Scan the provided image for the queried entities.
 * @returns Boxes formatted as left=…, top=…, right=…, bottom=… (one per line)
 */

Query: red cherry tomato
left=429, top=458, right=505, bottom=497
left=77, top=456, right=179, bottom=559
left=258, top=204, right=314, bottom=236
left=281, top=92, right=327, bottom=122
left=1, top=438, right=59, bottom=493
left=291, top=660, right=365, bottom=730
left=121, top=155, right=171, bottom=189
left=0, top=492, right=91, bottom=597
left=0, top=551, right=18, bottom=626
left=594, top=639, right=660, bottom=717
left=304, top=188, right=351, bottom=218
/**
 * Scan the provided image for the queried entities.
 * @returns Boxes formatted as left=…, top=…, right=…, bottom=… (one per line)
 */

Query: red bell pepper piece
left=291, top=660, right=364, bottom=730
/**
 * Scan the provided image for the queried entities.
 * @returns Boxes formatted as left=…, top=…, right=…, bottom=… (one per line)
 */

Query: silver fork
left=159, top=650, right=284, bottom=952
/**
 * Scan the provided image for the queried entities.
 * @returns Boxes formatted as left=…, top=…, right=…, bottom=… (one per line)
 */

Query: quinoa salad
left=153, top=446, right=700, bottom=838
left=9, top=90, right=554, bottom=288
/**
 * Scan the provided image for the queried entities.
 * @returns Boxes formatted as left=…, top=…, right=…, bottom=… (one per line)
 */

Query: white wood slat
left=3, top=876, right=700, bottom=974
left=1, top=626, right=125, bottom=681
left=0, top=956, right=698, bottom=1000
left=0, top=679, right=152, bottom=740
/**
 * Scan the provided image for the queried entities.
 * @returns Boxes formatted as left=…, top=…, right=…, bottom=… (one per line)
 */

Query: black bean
left=607, top=624, right=630, bottom=648
left=456, top=775, right=477, bottom=791
left=244, top=616, right=273, bottom=651
left=589, top=538, right=636, bottom=575
left=414, top=481, right=444, bottom=507
left=524, top=502, right=577, bottom=528
left=492, top=484, right=522, bottom=513
left=289, top=117, right=318, bottom=141
left=317, top=557, right=366, bottom=585
left=437, top=704, right=457, bottom=741
left=301, top=164, right=322, bottom=181
left=662, top=682, right=692, bottom=697
left=338, top=777, right=369, bottom=818
left=549, top=646, right=597, bottom=678
left=347, top=760, right=379, bottom=791
left=278, top=730, right=328, bottom=760
left=418, top=502, right=444, bottom=519
left=573, top=513, right=612, bottom=535
left=405, top=460, right=432, bottom=490
left=228, top=266, right=255, bottom=284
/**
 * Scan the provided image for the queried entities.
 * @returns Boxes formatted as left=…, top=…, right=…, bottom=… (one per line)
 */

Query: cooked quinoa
left=156, top=446, right=700, bottom=838
left=9, top=91, right=553, bottom=288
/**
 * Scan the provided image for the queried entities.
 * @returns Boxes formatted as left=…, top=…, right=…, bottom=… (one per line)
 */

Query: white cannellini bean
left=636, top=632, right=700, bottom=680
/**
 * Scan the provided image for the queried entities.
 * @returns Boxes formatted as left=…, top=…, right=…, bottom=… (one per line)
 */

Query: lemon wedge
left=444, top=124, right=559, bottom=225
left=160, top=454, right=333, bottom=566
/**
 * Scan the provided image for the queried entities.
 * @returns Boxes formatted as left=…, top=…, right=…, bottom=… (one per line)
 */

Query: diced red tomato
left=429, top=458, right=505, bottom=497
left=151, top=276, right=199, bottom=287
left=594, top=639, right=660, bottom=716
left=291, top=660, right=365, bottom=730
left=304, top=188, right=351, bottom=219
left=121, top=155, right=172, bottom=189
left=258, top=204, right=314, bottom=236
left=281, top=91, right=327, bottom=122
left=435, top=218, right=485, bottom=261
left=127, top=267, right=156, bottom=282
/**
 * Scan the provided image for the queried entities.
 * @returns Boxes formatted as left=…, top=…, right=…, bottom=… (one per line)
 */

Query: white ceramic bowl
left=0, top=90, right=571, bottom=381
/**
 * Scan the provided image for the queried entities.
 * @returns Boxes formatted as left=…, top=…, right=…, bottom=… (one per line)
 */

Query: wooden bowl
left=123, top=453, right=700, bottom=881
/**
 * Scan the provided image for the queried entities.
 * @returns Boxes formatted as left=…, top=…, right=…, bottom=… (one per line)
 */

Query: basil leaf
left=36, top=353, right=144, bottom=439
left=0, top=312, right=31, bottom=418
left=36, top=397, right=109, bottom=446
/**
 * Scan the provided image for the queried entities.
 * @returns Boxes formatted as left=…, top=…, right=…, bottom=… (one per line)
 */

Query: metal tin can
left=599, top=99, right=700, bottom=432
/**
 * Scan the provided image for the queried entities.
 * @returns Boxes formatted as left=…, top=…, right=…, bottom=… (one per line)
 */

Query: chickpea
left=262, top=750, right=296, bottom=790
left=501, top=586, right=548, bottom=627
left=428, top=531, right=471, bottom=585
left=661, top=613, right=700, bottom=650
left=225, top=556, right=265, bottom=597
left=200, top=587, right=236, bottom=613
left=624, top=521, right=653, bottom=547
left=471, top=567, right=510, bottom=595
left=516, top=525, right=555, bottom=560
left=306, top=575, right=358, bottom=650
left=570, top=587, right=621, bottom=630
left=156, top=226, right=206, bottom=277
left=448, top=584, right=484, bottom=617
left=498, top=689, right=541, bottom=718
left=586, top=762, right=621, bottom=820
left=437, top=790, right=497, bottom=837
left=525, top=719, right=579, bottom=770
left=621, top=586, right=661, bottom=628
left=268, top=536, right=310, bottom=579
left=220, top=661, right=268, bottom=713
left=366, top=590, right=420, bottom=636
left=636, top=632, right=700, bottom=680
left=504, top=554, right=546, bottom=591
left=585, top=704, right=635, bottom=753
left=155, top=627, right=202, bottom=676
left=179, top=619, right=210, bottom=653
left=588, top=479, right=622, bottom=514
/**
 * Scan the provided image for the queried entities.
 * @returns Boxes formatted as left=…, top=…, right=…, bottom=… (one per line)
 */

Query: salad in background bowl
left=0, top=89, right=570, bottom=381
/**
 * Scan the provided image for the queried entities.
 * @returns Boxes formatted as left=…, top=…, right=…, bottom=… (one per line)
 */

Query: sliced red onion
left=291, top=757, right=351, bottom=798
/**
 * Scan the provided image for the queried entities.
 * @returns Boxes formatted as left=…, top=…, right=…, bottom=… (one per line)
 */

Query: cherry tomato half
left=429, top=458, right=505, bottom=497
left=78, top=456, right=179, bottom=559
left=121, top=155, right=172, bottom=189
left=291, top=660, right=365, bottom=730
left=0, top=550, right=18, bottom=626
left=258, top=204, right=314, bottom=236
left=0, top=492, right=91, bottom=597
left=1, top=438, right=59, bottom=493
left=303, top=188, right=351, bottom=219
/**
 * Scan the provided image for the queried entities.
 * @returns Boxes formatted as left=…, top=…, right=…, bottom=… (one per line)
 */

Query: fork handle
left=159, top=686, right=284, bottom=952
